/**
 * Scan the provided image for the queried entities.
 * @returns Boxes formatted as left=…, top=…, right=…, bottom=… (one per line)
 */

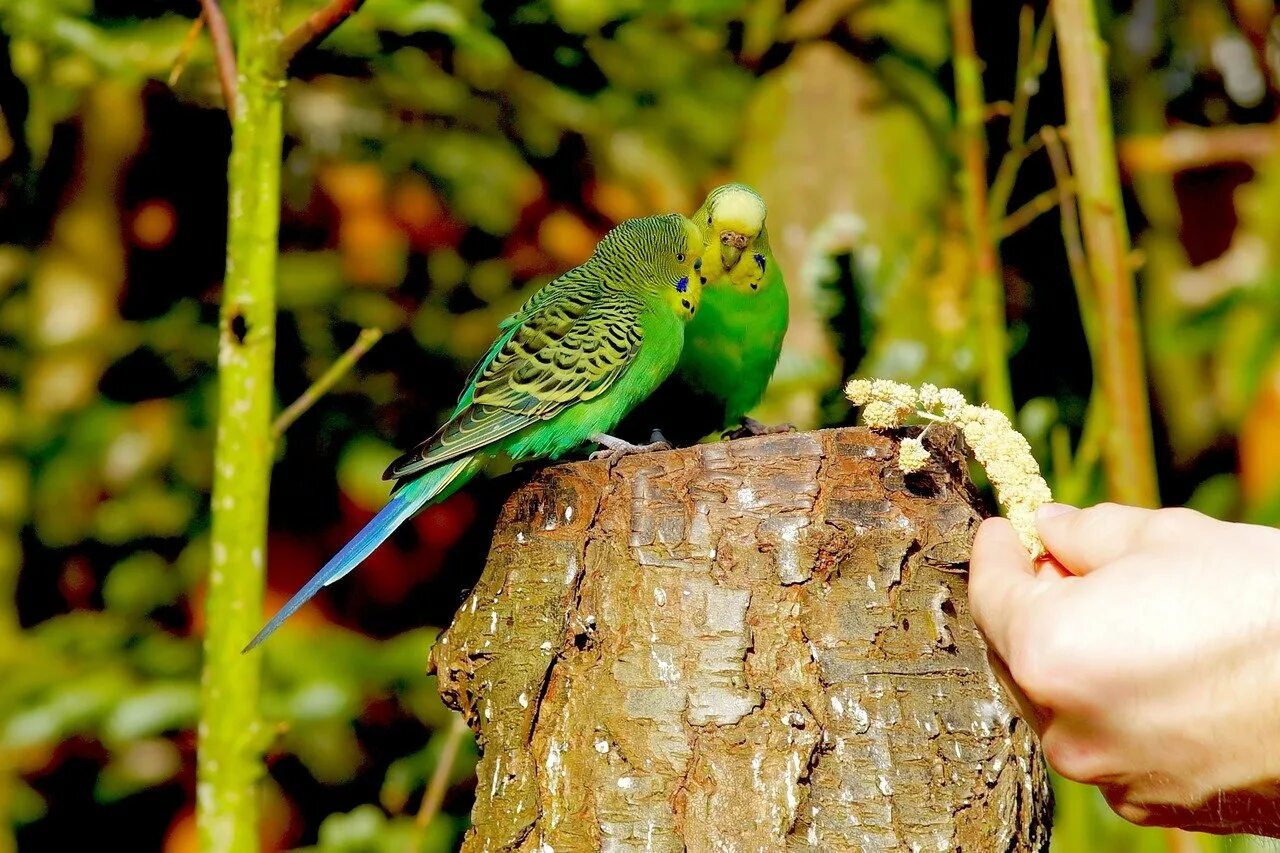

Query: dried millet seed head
left=897, top=436, right=929, bottom=474
left=844, top=379, right=1052, bottom=557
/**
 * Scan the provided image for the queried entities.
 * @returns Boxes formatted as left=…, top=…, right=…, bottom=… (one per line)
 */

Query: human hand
left=968, top=503, right=1280, bottom=836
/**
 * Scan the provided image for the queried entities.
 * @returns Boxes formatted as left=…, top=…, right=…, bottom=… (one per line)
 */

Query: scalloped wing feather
left=384, top=291, right=642, bottom=481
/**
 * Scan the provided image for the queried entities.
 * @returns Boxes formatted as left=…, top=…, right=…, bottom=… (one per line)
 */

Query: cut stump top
left=432, top=426, right=1051, bottom=853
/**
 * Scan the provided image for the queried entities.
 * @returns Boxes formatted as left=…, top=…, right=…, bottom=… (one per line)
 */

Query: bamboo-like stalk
left=196, top=0, right=283, bottom=848
left=948, top=0, right=1014, bottom=417
left=1051, top=0, right=1159, bottom=507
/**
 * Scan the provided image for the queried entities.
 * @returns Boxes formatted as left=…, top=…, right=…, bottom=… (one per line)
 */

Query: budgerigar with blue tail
left=244, top=214, right=703, bottom=651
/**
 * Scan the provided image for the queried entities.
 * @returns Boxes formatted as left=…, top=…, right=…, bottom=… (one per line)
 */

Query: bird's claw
left=722, top=417, right=796, bottom=440
left=588, top=432, right=673, bottom=466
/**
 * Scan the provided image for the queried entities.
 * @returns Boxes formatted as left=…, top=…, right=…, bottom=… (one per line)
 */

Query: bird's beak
left=719, top=231, right=748, bottom=270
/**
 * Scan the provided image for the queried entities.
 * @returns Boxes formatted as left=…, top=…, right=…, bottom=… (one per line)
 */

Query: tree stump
left=431, top=427, right=1052, bottom=852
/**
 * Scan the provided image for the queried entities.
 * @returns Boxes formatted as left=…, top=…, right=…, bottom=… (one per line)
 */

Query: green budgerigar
left=245, top=214, right=703, bottom=651
left=623, top=183, right=788, bottom=446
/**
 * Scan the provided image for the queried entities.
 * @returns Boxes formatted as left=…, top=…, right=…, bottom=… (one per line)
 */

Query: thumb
left=1036, top=502, right=1165, bottom=575
left=968, top=516, right=1041, bottom=663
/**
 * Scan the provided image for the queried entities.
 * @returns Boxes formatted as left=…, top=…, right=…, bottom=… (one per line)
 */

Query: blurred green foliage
left=2, top=0, right=1280, bottom=850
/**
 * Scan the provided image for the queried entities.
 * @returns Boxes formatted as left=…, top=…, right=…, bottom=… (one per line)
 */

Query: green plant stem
left=273, top=327, right=383, bottom=438
left=989, top=7, right=1055, bottom=218
left=948, top=0, right=1014, bottom=417
left=196, top=0, right=283, bottom=848
left=1040, top=127, right=1100, bottom=353
left=1051, top=0, right=1159, bottom=508
left=415, top=714, right=469, bottom=833
left=999, top=180, right=1072, bottom=238
left=1058, top=394, right=1106, bottom=506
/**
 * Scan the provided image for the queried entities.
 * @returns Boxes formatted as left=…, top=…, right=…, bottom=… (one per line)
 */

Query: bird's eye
left=676, top=253, right=685, bottom=263
left=707, top=215, right=712, bottom=225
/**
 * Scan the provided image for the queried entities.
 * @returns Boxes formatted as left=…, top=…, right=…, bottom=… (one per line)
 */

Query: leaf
left=11, top=779, right=46, bottom=825
left=94, top=738, right=182, bottom=802
left=103, top=552, right=180, bottom=617
left=101, top=682, right=199, bottom=744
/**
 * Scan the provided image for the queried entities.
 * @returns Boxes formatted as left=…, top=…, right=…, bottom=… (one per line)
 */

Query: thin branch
left=1009, top=7, right=1054, bottom=152
left=989, top=6, right=1055, bottom=218
left=1058, top=393, right=1106, bottom=508
left=1119, top=124, right=1280, bottom=174
left=984, top=101, right=1014, bottom=121
left=1052, top=0, right=1159, bottom=507
left=998, top=180, right=1073, bottom=238
left=948, top=0, right=1014, bottom=417
left=272, top=327, right=383, bottom=439
left=197, top=0, right=238, bottom=119
left=1041, top=126, right=1108, bottom=506
left=1041, top=126, right=1099, bottom=351
left=168, top=13, right=206, bottom=88
left=279, top=0, right=368, bottom=67
left=415, top=714, right=470, bottom=833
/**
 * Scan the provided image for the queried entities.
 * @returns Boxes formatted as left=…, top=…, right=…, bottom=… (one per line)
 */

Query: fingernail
left=1036, top=502, right=1077, bottom=521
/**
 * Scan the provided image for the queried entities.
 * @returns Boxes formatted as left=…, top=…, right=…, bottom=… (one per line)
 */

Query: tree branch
left=1040, top=126, right=1097, bottom=351
left=998, top=180, right=1073, bottom=238
left=948, top=0, right=1014, bottom=417
left=197, top=0, right=238, bottom=119
left=414, top=714, right=470, bottom=836
left=279, top=0, right=368, bottom=68
left=272, top=327, right=383, bottom=439
left=989, top=6, right=1055, bottom=219
left=1119, top=124, right=1280, bottom=174
left=168, top=13, right=206, bottom=88
left=1052, top=0, right=1159, bottom=507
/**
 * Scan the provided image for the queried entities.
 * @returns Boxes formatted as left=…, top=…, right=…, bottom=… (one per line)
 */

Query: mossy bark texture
left=433, top=427, right=1052, bottom=852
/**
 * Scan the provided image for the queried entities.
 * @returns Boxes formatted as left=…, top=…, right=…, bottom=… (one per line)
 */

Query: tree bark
left=432, top=426, right=1052, bottom=852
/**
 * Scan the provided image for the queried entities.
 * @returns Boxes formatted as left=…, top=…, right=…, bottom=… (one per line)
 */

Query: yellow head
left=647, top=213, right=704, bottom=321
left=670, top=215, right=704, bottom=320
left=693, top=183, right=769, bottom=292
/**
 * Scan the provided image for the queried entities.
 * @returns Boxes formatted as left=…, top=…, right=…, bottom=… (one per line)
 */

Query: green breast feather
left=678, top=255, right=788, bottom=426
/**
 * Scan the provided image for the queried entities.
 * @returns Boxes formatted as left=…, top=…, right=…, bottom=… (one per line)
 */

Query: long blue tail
left=243, top=456, right=480, bottom=652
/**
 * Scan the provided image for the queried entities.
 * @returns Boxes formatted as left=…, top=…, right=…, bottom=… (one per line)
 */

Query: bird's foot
left=722, top=417, right=796, bottom=440
left=589, top=431, right=673, bottom=465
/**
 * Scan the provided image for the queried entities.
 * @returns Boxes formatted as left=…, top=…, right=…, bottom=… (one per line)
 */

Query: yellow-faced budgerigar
left=622, top=183, right=788, bottom=446
left=244, top=214, right=702, bottom=651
